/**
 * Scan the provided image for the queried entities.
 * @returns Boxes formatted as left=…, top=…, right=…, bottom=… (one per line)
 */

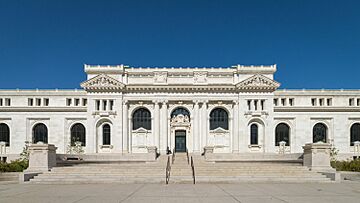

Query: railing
left=165, top=156, right=171, bottom=184
left=186, top=148, right=189, bottom=165
left=190, top=156, right=195, bottom=184
left=172, top=147, right=175, bottom=164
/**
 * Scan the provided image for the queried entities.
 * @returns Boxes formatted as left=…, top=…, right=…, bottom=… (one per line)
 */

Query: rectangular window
left=254, top=100, right=258, bottom=111
left=28, top=98, right=33, bottom=106
left=289, top=98, right=294, bottom=106
left=66, top=98, right=72, bottom=106
left=260, top=100, right=265, bottom=110
left=273, top=98, right=278, bottom=106
left=109, top=100, right=114, bottom=111
left=357, top=98, right=360, bottom=106
left=36, top=98, right=41, bottom=106
left=247, top=100, right=251, bottom=110
left=5, top=98, right=10, bottom=106
left=327, top=98, right=332, bottom=106
left=75, top=98, right=80, bottom=106
left=95, top=100, right=100, bottom=111
left=82, top=99, right=87, bottom=106
left=311, top=98, right=316, bottom=106
left=103, top=100, right=107, bottom=111
left=44, top=98, right=49, bottom=106
left=349, top=98, right=355, bottom=106
left=319, top=98, right=324, bottom=106
left=0, top=98, right=3, bottom=106
left=281, top=98, right=286, bottom=106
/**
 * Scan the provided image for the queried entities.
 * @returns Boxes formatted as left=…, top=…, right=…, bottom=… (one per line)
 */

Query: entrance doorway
left=175, top=130, right=186, bottom=152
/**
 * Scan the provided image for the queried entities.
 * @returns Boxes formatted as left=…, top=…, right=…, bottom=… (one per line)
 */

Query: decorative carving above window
left=80, top=74, right=125, bottom=92
left=236, top=74, right=280, bottom=92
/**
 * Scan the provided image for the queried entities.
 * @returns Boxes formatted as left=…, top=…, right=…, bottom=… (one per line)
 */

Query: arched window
left=171, top=107, right=190, bottom=121
left=103, top=124, right=111, bottom=145
left=275, top=123, right=290, bottom=146
left=210, top=108, right=229, bottom=130
left=132, top=108, right=151, bottom=130
left=0, top=123, right=10, bottom=146
left=350, top=123, right=360, bottom=146
left=71, top=123, right=86, bottom=146
left=33, top=123, right=48, bottom=144
left=250, top=124, right=258, bottom=145
left=313, top=123, right=327, bottom=143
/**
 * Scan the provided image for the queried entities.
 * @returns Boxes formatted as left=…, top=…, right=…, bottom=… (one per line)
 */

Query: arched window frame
left=250, top=123, right=258, bottom=145
left=132, top=108, right=152, bottom=130
left=209, top=108, right=229, bottom=130
left=0, top=123, right=10, bottom=147
left=313, top=123, right=327, bottom=143
left=33, top=123, right=48, bottom=144
left=350, top=123, right=360, bottom=146
left=171, top=107, right=190, bottom=121
left=70, top=123, right=86, bottom=146
left=275, top=123, right=290, bottom=146
left=102, top=124, right=111, bottom=145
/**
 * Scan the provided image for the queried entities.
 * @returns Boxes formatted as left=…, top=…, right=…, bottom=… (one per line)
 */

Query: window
left=0, top=98, right=2, bottom=106
left=275, top=123, right=290, bottom=146
left=254, top=100, right=258, bottom=110
left=350, top=123, right=360, bottom=146
left=261, top=100, right=265, bottom=110
left=289, top=98, right=294, bottom=106
left=349, top=98, right=355, bottom=106
left=44, top=98, right=49, bottom=106
left=102, top=124, right=111, bottom=145
left=70, top=123, right=86, bottom=146
left=319, top=98, right=324, bottom=106
left=5, top=98, right=10, bottom=106
left=132, top=108, right=151, bottom=130
left=33, top=123, right=48, bottom=144
left=75, top=98, right=80, bottom=106
left=248, top=100, right=251, bottom=110
left=109, top=100, right=114, bottom=111
left=36, top=98, right=41, bottom=106
left=171, top=107, right=190, bottom=120
left=250, top=124, right=258, bottom=145
left=0, top=123, right=10, bottom=146
left=82, top=99, right=87, bottom=106
left=311, top=98, right=316, bottom=106
left=210, top=108, right=229, bottom=130
left=28, top=98, right=34, bottom=106
left=102, top=100, right=107, bottom=111
left=274, top=98, right=278, bottom=106
left=357, top=99, right=360, bottom=106
left=327, top=98, right=332, bottom=106
left=66, top=98, right=72, bottom=106
left=95, top=100, right=100, bottom=110
left=313, top=123, right=327, bottom=143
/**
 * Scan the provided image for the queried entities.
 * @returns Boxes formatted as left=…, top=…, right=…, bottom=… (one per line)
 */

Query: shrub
left=331, top=159, right=360, bottom=172
left=0, top=159, right=28, bottom=172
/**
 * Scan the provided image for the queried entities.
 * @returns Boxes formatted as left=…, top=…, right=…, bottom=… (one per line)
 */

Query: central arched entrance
left=175, top=130, right=186, bottom=152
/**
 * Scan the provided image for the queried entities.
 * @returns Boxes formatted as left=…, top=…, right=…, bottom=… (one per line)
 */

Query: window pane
left=210, top=108, right=228, bottom=130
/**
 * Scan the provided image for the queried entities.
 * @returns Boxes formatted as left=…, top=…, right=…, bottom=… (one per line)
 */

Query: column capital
left=152, top=100, right=160, bottom=105
left=122, top=100, right=128, bottom=105
left=193, top=100, right=200, bottom=105
left=161, top=100, right=168, bottom=105
left=233, top=100, right=240, bottom=105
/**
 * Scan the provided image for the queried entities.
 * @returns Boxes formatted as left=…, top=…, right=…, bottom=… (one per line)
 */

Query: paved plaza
left=0, top=182, right=360, bottom=203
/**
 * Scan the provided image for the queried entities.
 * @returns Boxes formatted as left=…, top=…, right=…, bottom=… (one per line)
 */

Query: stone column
left=153, top=100, right=160, bottom=150
left=26, top=144, right=57, bottom=172
left=250, top=100, right=254, bottom=111
left=303, top=143, right=335, bottom=172
left=122, top=100, right=128, bottom=153
left=160, top=100, right=168, bottom=153
left=193, top=100, right=200, bottom=153
left=200, top=101, right=208, bottom=152
left=232, top=100, right=239, bottom=153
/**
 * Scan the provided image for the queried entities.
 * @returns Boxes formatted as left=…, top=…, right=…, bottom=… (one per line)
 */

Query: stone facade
left=1, top=64, right=360, bottom=160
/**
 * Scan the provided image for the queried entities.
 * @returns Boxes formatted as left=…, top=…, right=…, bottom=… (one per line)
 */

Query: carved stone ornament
left=236, top=74, right=280, bottom=92
left=194, top=71, right=207, bottom=84
left=170, top=114, right=190, bottom=126
left=80, top=74, right=125, bottom=91
left=154, top=71, right=167, bottom=84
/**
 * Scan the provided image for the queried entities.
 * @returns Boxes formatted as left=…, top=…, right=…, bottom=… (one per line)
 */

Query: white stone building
left=1, top=64, right=360, bottom=160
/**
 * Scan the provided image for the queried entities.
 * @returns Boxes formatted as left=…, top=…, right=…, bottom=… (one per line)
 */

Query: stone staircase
left=28, top=157, right=168, bottom=184
left=0, top=172, right=19, bottom=184
left=191, top=155, right=332, bottom=183
left=169, top=153, right=194, bottom=183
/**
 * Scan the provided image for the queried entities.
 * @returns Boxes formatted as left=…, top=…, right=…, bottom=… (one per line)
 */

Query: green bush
left=0, top=159, right=28, bottom=172
left=331, top=159, right=360, bottom=172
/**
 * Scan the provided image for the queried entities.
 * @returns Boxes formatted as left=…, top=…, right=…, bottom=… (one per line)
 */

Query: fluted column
left=193, top=100, right=200, bottom=152
left=153, top=100, right=160, bottom=149
left=232, top=100, right=239, bottom=153
left=122, top=100, right=128, bottom=153
left=160, top=100, right=168, bottom=153
left=200, top=100, right=208, bottom=151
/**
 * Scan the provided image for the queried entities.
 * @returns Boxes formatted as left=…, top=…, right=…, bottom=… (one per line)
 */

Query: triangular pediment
left=210, top=127, right=229, bottom=133
left=236, top=74, right=280, bottom=92
left=80, top=74, right=125, bottom=92
left=133, top=127, right=149, bottom=133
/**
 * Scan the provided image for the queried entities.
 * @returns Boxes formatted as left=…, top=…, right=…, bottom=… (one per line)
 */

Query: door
left=175, top=130, right=186, bottom=152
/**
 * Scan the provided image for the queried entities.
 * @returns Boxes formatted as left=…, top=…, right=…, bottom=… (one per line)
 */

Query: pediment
left=210, top=127, right=228, bottom=133
left=236, top=74, right=280, bottom=92
left=133, top=127, right=149, bottom=133
left=80, top=74, right=125, bottom=92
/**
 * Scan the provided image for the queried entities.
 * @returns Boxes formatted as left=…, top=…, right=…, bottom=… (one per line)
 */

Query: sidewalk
left=0, top=182, right=359, bottom=203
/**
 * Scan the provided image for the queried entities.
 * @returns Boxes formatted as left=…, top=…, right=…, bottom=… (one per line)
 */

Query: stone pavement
left=0, top=182, right=360, bottom=203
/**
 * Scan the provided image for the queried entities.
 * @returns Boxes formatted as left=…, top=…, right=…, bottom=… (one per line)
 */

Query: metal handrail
left=165, top=156, right=171, bottom=184
left=191, top=156, right=195, bottom=184
left=186, top=148, right=189, bottom=165
left=172, top=148, right=175, bottom=164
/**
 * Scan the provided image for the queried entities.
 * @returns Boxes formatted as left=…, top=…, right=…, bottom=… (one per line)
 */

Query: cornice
left=274, top=106, right=360, bottom=112
left=0, top=107, right=87, bottom=112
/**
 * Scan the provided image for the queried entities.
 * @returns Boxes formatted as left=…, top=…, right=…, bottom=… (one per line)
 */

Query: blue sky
left=0, top=0, right=359, bottom=89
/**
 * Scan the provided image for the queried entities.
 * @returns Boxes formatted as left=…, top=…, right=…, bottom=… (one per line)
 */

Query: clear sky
left=0, top=0, right=359, bottom=89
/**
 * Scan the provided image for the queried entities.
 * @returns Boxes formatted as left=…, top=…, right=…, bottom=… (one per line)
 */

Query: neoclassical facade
left=1, top=64, right=360, bottom=159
